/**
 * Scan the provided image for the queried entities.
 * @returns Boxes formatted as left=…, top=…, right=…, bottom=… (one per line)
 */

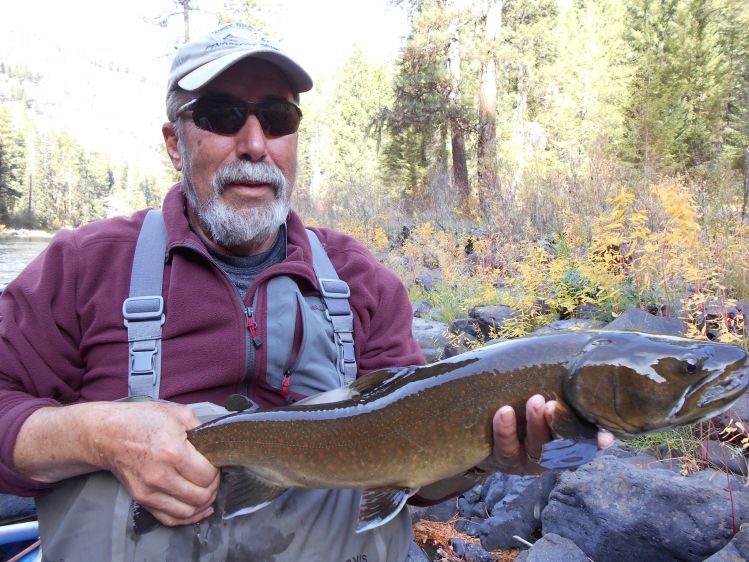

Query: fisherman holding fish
left=0, top=24, right=613, bottom=561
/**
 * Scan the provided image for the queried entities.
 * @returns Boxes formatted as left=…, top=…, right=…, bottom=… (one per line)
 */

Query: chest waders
left=35, top=210, right=413, bottom=562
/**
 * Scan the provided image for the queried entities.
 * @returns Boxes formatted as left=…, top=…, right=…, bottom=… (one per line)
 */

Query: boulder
left=408, top=498, right=458, bottom=524
left=412, top=300, right=443, bottom=321
left=542, top=455, right=749, bottom=561
left=689, top=468, right=749, bottom=492
left=533, top=318, right=605, bottom=333
left=468, top=305, right=517, bottom=338
left=411, top=317, right=450, bottom=362
left=703, top=526, right=749, bottom=561
left=605, top=308, right=685, bottom=335
left=477, top=471, right=558, bottom=550
left=700, top=440, right=749, bottom=476
left=515, top=533, right=589, bottom=562
left=463, top=543, right=495, bottom=562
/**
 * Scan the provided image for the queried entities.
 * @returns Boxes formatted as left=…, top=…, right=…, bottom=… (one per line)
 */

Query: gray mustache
left=213, top=161, right=287, bottom=196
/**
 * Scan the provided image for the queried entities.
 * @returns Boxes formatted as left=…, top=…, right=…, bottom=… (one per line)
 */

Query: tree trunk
left=448, top=25, right=470, bottom=208
left=180, top=0, right=191, bottom=42
left=742, top=148, right=749, bottom=221
left=477, top=0, right=501, bottom=221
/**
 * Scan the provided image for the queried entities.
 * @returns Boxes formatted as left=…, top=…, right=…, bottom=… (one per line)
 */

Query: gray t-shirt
left=207, top=227, right=286, bottom=298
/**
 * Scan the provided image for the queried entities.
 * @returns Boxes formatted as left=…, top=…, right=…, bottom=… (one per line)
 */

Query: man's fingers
left=147, top=500, right=215, bottom=527
left=177, top=445, right=221, bottom=489
left=492, top=406, right=521, bottom=459
left=598, top=429, right=615, bottom=449
left=150, top=468, right=218, bottom=509
left=524, top=394, right=552, bottom=460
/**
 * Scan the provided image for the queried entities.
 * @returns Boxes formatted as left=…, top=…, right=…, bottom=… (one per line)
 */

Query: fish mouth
left=696, top=361, right=749, bottom=409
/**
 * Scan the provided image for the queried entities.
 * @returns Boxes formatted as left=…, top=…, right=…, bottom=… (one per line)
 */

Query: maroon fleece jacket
left=0, top=185, right=424, bottom=495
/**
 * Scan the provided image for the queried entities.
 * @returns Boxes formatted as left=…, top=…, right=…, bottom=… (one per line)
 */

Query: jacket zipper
left=246, top=306, right=263, bottom=347
left=241, top=304, right=263, bottom=396
left=176, top=242, right=260, bottom=398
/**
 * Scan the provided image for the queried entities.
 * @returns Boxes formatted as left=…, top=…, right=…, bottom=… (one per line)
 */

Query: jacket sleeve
left=0, top=230, right=86, bottom=495
left=315, top=229, right=425, bottom=374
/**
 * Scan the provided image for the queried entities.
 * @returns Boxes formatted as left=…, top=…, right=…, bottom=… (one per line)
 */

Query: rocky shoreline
left=408, top=306, right=749, bottom=561
left=0, top=228, right=53, bottom=239
left=409, top=443, right=749, bottom=562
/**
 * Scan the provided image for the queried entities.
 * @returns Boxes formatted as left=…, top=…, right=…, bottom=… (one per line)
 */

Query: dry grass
left=412, top=517, right=523, bottom=561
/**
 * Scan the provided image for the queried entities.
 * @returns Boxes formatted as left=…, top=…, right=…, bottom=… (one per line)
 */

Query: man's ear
left=162, top=122, right=183, bottom=171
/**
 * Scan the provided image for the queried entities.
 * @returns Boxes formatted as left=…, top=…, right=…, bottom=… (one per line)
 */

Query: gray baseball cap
left=167, top=23, right=313, bottom=94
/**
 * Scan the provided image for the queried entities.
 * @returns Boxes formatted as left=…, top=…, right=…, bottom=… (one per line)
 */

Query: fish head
left=565, top=331, right=749, bottom=438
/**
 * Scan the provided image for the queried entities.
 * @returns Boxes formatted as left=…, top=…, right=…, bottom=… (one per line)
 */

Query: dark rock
left=689, top=298, right=747, bottom=340
left=573, top=302, right=605, bottom=320
left=450, top=318, right=483, bottom=340
left=464, top=543, right=495, bottom=562
left=515, top=533, right=589, bottom=562
left=415, top=272, right=436, bottom=292
left=533, top=318, right=605, bottom=333
left=458, top=497, right=487, bottom=519
left=468, top=305, right=517, bottom=338
left=597, top=443, right=671, bottom=471
left=478, top=472, right=558, bottom=550
left=597, top=443, right=640, bottom=459
left=542, top=455, right=749, bottom=561
left=454, top=518, right=481, bottom=537
left=480, top=472, right=510, bottom=511
left=701, top=440, right=749, bottom=476
left=411, top=317, right=450, bottom=363
left=410, top=498, right=458, bottom=523
left=461, top=483, right=482, bottom=505
left=716, top=396, right=749, bottom=432
left=689, top=468, right=749, bottom=492
left=405, top=540, right=433, bottom=562
left=443, top=321, right=480, bottom=357
left=703, top=526, right=749, bottom=561
left=412, top=300, right=435, bottom=318
left=605, top=308, right=685, bottom=335
left=448, top=537, right=466, bottom=558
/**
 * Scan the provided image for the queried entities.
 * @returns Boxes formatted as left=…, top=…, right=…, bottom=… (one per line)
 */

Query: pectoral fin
left=131, top=501, right=160, bottom=536
left=540, top=400, right=599, bottom=469
left=222, top=466, right=288, bottom=519
left=356, top=486, right=416, bottom=533
left=539, top=438, right=598, bottom=469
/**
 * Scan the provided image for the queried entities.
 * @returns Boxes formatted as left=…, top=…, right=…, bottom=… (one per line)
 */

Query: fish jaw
left=667, top=360, right=749, bottom=428
left=567, top=331, right=749, bottom=437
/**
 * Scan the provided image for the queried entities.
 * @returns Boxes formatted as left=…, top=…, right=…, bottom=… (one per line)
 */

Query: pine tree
left=0, top=106, right=26, bottom=223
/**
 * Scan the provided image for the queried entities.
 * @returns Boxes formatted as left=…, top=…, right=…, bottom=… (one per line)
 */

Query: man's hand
left=491, top=394, right=614, bottom=475
left=15, top=401, right=220, bottom=527
left=96, top=402, right=220, bottom=527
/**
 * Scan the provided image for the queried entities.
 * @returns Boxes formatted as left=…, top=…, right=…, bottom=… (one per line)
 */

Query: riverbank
left=0, top=228, right=54, bottom=240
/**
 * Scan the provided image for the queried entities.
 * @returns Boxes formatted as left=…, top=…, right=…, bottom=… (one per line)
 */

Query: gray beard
left=181, top=149, right=291, bottom=250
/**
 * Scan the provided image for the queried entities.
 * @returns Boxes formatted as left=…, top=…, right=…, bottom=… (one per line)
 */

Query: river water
left=0, top=237, right=51, bottom=286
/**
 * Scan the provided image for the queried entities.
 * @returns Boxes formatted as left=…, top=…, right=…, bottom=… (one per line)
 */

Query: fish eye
left=680, top=355, right=704, bottom=374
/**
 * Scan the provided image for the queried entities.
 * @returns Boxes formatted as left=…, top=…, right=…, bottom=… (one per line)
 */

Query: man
left=0, top=23, right=610, bottom=561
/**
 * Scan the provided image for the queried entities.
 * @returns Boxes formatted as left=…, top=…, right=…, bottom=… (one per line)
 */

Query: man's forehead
left=203, top=58, right=294, bottom=99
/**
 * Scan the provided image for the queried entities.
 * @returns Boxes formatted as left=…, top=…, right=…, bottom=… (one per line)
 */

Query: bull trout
left=145, top=330, right=749, bottom=534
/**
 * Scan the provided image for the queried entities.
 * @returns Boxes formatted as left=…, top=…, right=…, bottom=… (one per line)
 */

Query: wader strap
left=123, top=209, right=167, bottom=399
left=305, top=229, right=357, bottom=384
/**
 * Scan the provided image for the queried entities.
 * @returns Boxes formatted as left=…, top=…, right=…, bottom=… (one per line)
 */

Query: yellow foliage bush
left=319, top=175, right=748, bottom=347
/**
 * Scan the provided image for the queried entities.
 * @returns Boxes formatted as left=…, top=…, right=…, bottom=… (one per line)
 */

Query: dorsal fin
left=348, top=366, right=416, bottom=398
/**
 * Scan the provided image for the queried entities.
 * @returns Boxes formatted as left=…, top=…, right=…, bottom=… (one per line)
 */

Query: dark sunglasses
left=175, top=95, right=303, bottom=136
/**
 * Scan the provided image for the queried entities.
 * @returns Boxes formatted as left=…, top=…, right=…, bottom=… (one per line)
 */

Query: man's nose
left=235, top=114, right=268, bottom=161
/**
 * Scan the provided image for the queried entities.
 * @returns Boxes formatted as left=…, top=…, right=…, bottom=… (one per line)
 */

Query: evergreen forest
left=2, top=0, right=749, bottom=337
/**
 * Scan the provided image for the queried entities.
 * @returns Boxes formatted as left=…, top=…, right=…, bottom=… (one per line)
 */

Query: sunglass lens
left=190, top=97, right=301, bottom=136
left=193, top=99, right=247, bottom=134
left=257, top=102, right=302, bottom=136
